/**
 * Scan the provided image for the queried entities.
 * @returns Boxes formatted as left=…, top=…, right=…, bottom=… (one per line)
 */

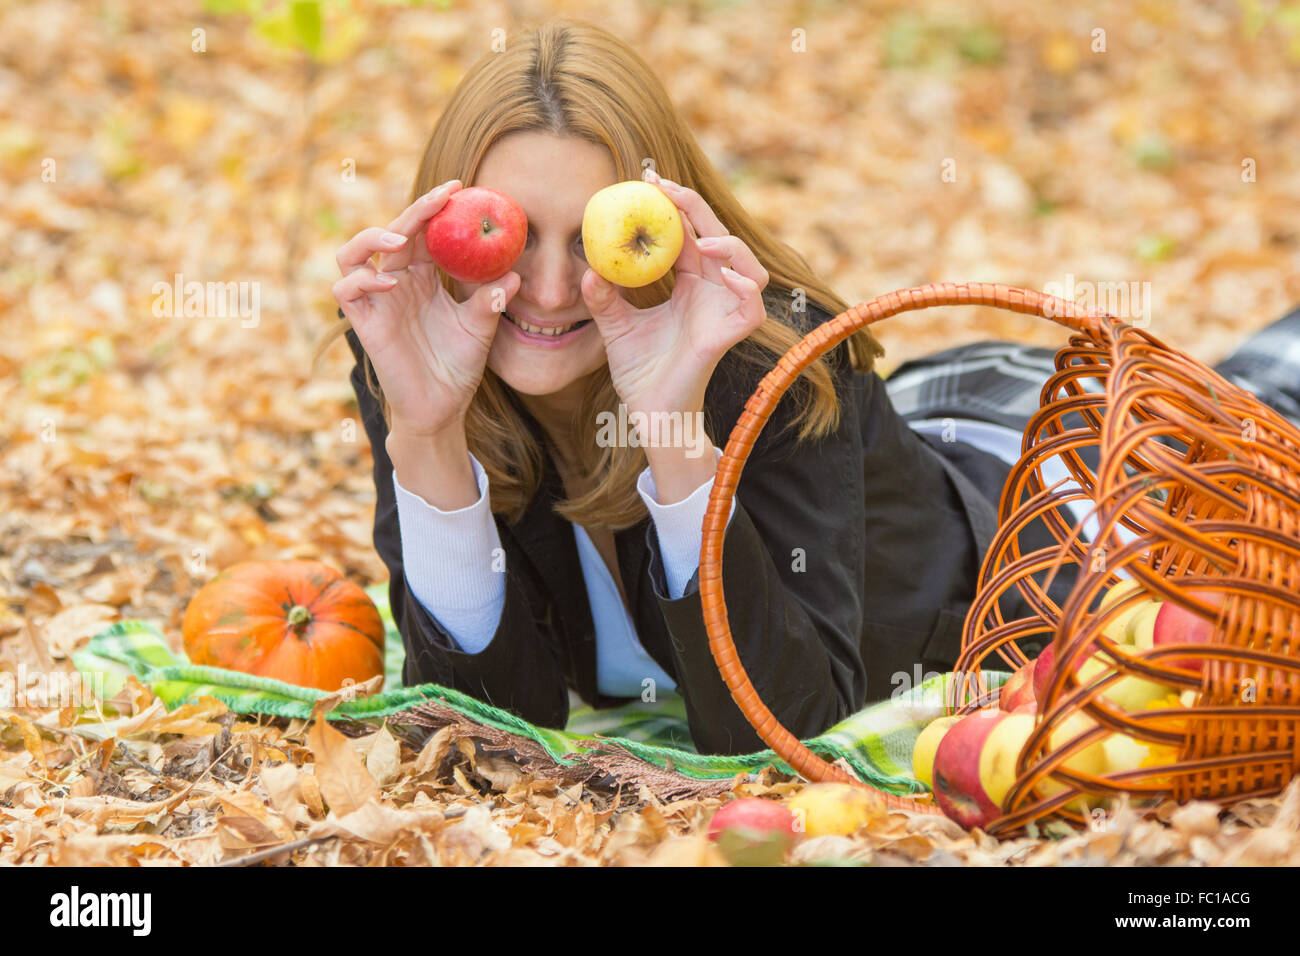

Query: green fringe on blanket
left=71, top=584, right=1007, bottom=794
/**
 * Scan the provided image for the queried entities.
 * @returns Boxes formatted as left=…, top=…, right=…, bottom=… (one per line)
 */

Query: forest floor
left=2, top=0, right=1299, bottom=864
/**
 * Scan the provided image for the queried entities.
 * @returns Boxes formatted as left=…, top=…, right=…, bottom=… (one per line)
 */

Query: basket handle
left=698, top=283, right=1112, bottom=799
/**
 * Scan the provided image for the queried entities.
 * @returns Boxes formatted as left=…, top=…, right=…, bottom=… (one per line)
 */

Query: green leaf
left=291, top=0, right=323, bottom=56
left=1135, top=233, right=1176, bottom=262
left=958, top=23, right=1004, bottom=64
left=882, top=14, right=925, bottom=68
left=1132, top=132, right=1175, bottom=171
left=315, top=205, right=343, bottom=234
left=253, top=8, right=296, bottom=51
left=203, top=0, right=259, bottom=13
left=1278, top=3, right=1300, bottom=30
left=316, top=7, right=367, bottom=63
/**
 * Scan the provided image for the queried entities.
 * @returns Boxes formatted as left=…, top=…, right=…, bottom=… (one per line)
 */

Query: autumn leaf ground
left=2, top=0, right=1300, bottom=865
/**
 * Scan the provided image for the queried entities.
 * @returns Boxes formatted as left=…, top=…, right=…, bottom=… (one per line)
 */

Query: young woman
left=317, top=19, right=1300, bottom=755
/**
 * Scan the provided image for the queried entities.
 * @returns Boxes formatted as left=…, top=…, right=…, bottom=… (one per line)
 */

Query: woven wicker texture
left=697, top=282, right=1300, bottom=832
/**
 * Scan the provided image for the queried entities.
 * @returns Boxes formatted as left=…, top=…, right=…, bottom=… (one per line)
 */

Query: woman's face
left=454, top=131, right=620, bottom=402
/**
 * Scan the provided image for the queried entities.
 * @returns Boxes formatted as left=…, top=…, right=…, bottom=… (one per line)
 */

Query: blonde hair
left=313, top=17, right=883, bottom=529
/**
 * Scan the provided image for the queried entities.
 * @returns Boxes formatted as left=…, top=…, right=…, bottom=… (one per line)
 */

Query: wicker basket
left=697, top=282, right=1300, bottom=831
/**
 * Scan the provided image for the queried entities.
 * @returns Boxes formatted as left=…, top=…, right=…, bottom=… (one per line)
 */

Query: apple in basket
left=581, top=180, right=684, bottom=287
left=1074, top=648, right=1180, bottom=712
left=707, top=797, right=799, bottom=866
left=932, top=709, right=1037, bottom=829
left=1034, top=710, right=1110, bottom=815
left=1030, top=580, right=1167, bottom=704
left=1152, top=589, right=1226, bottom=674
left=424, top=186, right=528, bottom=284
left=912, top=714, right=961, bottom=789
left=999, top=659, right=1037, bottom=712
left=1097, top=578, right=1157, bottom=644
left=1033, top=642, right=1058, bottom=703
left=934, top=707, right=1112, bottom=827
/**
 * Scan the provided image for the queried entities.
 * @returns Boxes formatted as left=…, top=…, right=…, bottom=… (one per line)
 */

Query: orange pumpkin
left=182, top=559, right=384, bottom=691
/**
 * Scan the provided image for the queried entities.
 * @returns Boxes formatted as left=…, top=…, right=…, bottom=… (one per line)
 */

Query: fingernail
left=696, top=236, right=719, bottom=249
left=644, top=168, right=661, bottom=182
left=376, top=273, right=398, bottom=284
left=381, top=231, right=407, bottom=245
left=659, top=178, right=679, bottom=190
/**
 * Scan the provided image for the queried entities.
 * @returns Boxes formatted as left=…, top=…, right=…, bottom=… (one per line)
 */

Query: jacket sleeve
left=646, top=314, right=995, bottom=755
left=344, top=326, right=571, bottom=729
left=391, top=452, right=505, bottom=653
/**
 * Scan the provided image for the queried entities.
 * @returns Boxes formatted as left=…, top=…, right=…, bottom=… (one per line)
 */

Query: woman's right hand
left=332, top=180, right=521, bottom=439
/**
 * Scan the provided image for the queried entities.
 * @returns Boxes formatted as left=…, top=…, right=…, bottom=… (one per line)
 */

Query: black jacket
left=344, top=304, right=1008, bottom=755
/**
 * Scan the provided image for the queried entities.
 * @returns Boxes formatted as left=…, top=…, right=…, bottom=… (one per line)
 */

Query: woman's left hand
left=580, top=169, right=770, bottom=417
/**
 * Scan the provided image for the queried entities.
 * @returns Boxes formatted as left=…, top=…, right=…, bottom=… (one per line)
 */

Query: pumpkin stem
left=287, top=604, right=311, bottom=631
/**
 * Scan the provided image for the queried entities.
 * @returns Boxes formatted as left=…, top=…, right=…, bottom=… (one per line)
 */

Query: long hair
left=313, top=17, right=884, bottom=529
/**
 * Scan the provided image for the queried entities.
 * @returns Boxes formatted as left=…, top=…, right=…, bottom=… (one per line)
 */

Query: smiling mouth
left=503, top=310, right=592, bottom=337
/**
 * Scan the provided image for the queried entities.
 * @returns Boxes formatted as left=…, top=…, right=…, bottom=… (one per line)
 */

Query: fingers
left=460, top=271, right=521, bottom=335
left=332, top=268, right=398, bottom=309
left=336, top=227, right=410, bottom=276
left=645, top=169, right=728, bottom=239
left=581, top=268, right=633, bottom=326
left=718, top=266, right=768, bottom=341
left=695, top=234, right=770, bottom=291
left=381, top=179, right=463, bottom=271
left=644, top=169, right=724, bottom=281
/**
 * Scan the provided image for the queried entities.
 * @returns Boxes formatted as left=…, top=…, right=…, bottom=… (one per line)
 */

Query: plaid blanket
left=72, top=583, right=1007, bottom=799
left=884, top=304, right=1300, bottom=435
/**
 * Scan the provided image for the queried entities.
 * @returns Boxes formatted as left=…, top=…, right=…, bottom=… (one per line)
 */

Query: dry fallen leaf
left=306, top=714, right=379, bottom=818
left=3, top=0, right=1300, bottom=868
left=364, top=726, right=401, bottom=787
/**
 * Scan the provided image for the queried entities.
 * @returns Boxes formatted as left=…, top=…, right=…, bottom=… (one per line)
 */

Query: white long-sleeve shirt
left=392, top=446, right=736, bottom=698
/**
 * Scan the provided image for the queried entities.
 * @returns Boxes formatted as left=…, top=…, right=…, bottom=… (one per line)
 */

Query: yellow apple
left=1102, top=725, right=1182, bottom=810
left=785, top=783, right=886, bottom=837
left=912, top=715, right=961, bottom=788
left=1102, top=731, right=1179, bottom=782
left=1098, top=578, right=1151, bottom=643
left=1126, top=601, right=1162, bottom=650
left=1036, top=710, right=1107, bottom=813
left=581, top=180, right=684, bottom=287
left=978, top=712, right=1037, bottom=811
left=1076, top=649, right=1179, bottom=712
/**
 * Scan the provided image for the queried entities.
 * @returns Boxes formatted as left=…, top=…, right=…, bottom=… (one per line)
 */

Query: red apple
left=1032, top=643, right=1057, bottom=703
left=1153, top=589, right=1225, bottom=674
left=706, top=798, right=799, bottom=866
left=931, top=709, right=1007, bottom=829
left=424, top=186, right=528, bottom=283
left=1000, top=659, right=1037, bottom=712
left=933, top=710, right=1039, bottom=830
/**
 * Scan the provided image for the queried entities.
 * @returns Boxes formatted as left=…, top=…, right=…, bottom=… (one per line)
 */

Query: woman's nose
left=520, top=244, right=579, bottom=312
